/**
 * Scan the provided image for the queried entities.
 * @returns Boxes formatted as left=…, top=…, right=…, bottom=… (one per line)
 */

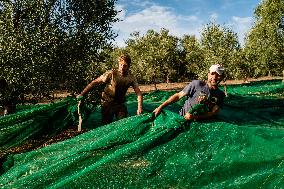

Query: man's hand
left=153, top=106, right=163, bottom=118
left=137, top=106, right=143, bottom=115
left=184, top=112, right=196, bottom=121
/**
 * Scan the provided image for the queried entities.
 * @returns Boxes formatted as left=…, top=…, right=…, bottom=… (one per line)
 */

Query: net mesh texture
left=0, top=80, right=283, bottom=188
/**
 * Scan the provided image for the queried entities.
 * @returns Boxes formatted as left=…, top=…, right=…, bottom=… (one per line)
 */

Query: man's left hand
left=184, top=113, right=196, bottom=121
left=137, top=107, right=143, bottom=115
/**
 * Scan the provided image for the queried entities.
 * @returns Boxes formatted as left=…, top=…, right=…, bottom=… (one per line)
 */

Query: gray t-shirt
left=179, top=80, right=225, bottom=116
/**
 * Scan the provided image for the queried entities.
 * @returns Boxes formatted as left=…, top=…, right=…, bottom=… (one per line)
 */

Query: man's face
left=118, top=59, right=129, bottom=74
left=207, top=71, right=222, bottom=87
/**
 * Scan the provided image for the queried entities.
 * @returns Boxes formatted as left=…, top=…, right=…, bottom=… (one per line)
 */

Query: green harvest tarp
left=0, top=80, right=283, bottom=188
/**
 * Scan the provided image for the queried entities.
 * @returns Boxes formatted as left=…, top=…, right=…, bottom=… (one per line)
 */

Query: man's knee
left=116, top=111, right=127, bottom=120
left=116, top=105, right=128, bottom=120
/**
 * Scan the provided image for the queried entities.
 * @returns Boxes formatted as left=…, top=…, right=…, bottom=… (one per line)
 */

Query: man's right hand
left=184, top=112, right=196, bottom=121
left=76, top=95, right=84, bottom=101
left=153, top=106, right=163, bottom=118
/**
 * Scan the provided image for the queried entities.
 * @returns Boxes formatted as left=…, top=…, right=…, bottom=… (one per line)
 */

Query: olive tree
left=125, top=29, right=179, bottom=88
left=180, top=35, right=204, bottom=80
left=199, top=23, right=241, bottom=80
left=244, top=0, right=284, bottom=77
left=0, top=0, right=118, bottom=101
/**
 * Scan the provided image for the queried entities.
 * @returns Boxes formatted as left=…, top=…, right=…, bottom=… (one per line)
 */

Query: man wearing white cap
left=153, top=64, right=226, bottom=121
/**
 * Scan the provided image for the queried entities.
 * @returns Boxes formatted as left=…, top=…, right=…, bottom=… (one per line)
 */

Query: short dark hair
left=119, top=54, right=131, bottom=66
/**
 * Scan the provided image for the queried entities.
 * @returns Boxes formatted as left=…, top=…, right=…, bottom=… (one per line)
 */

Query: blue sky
left=112, top=0, right=261, bottom=47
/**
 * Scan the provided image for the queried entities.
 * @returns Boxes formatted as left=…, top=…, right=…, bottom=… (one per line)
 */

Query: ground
left=128, top=76, right=283, bottom=93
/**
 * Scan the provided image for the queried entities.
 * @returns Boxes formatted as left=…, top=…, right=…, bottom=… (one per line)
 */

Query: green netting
left=0, top=80, right=283, bottom=188
left=0, top=98, right=75, bottom=153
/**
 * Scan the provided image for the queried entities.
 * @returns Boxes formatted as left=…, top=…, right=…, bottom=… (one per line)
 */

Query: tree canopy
left=0, top=0, right=283, bottom=103
left=0, top=0, right=118, bottom=101
left=244, top=0, right=284, bottom=77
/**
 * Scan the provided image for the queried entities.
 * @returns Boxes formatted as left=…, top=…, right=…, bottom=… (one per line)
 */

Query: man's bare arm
left=133, top=86, right=143, bottom=115
left=153, top=91, right=186, bottom=117
left=79, top=77, right=103, bottom=96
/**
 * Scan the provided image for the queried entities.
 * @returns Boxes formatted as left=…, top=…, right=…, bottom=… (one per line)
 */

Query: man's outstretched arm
left=78, top=77, right=103, bottom=97
left=153, top=91, right=186, bottom=117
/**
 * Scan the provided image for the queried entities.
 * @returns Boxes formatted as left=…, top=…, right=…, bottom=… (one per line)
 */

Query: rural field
left=1, top=77, right=283, bottom=188
left=130, top=76, right=283, bottom=92
left=51, top=76, right=283, bottom=99
left=6, top=76, right=282, bottom=154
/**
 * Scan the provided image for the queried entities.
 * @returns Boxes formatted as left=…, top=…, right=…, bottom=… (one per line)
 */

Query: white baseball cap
left=209, top=64, right=225, bottom=75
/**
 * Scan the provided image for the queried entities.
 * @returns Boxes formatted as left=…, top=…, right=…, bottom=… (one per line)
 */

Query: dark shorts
left=0, top=101, right=16, bottom=115
left=101, top=101, right=128, bottom=124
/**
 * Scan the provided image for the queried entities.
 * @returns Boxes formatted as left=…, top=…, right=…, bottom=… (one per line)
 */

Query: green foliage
left=125, top=28, right=180, bottom=84
left=1, top=0, right=283, bottom=101
left=229, top=50, right=246, bottom=80
left=180, top=35, right=204, bottom=80
left=0, top=0, right=118, bottom=102
left=244, top=0, right=284, bottom=77
left=199, top=23, right=241, bottom=80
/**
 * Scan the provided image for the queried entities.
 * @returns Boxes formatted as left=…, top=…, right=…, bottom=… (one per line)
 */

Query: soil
left=2, top=76, right=283, bottom=159
left=128, top=76, right=283, bottom=93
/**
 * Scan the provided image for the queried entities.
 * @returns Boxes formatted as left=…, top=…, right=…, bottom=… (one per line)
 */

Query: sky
left=112, top=0, right=261, bottom=47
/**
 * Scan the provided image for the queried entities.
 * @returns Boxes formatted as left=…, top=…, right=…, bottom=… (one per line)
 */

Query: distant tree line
left=0, top=0, right=283, bottom=102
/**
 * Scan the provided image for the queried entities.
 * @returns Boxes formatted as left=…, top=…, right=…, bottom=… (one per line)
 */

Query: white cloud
left=113, top=4, right=203, bottom=47
left=232, top=16, right=252, bottom=25
left=112, top=2, right=255, bottom=47
left=210, top=13, right=218, bottom=22
left=126, top=6, right=176, bottom=28
left=115, top=4, right=126, bottom=21
left=229, top=16, right=253, bottom=45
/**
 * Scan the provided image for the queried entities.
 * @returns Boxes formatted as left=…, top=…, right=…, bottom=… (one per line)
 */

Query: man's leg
left=3, top=102, right=15, bottom=115
left=115, top=104, right=128, bottom=120
left=101, top=102, right=114, bottom=124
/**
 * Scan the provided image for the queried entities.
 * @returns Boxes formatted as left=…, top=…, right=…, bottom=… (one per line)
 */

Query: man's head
left=207, top=64, right=225, bottom=88
left=118, top=54, right=131, bottom=75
